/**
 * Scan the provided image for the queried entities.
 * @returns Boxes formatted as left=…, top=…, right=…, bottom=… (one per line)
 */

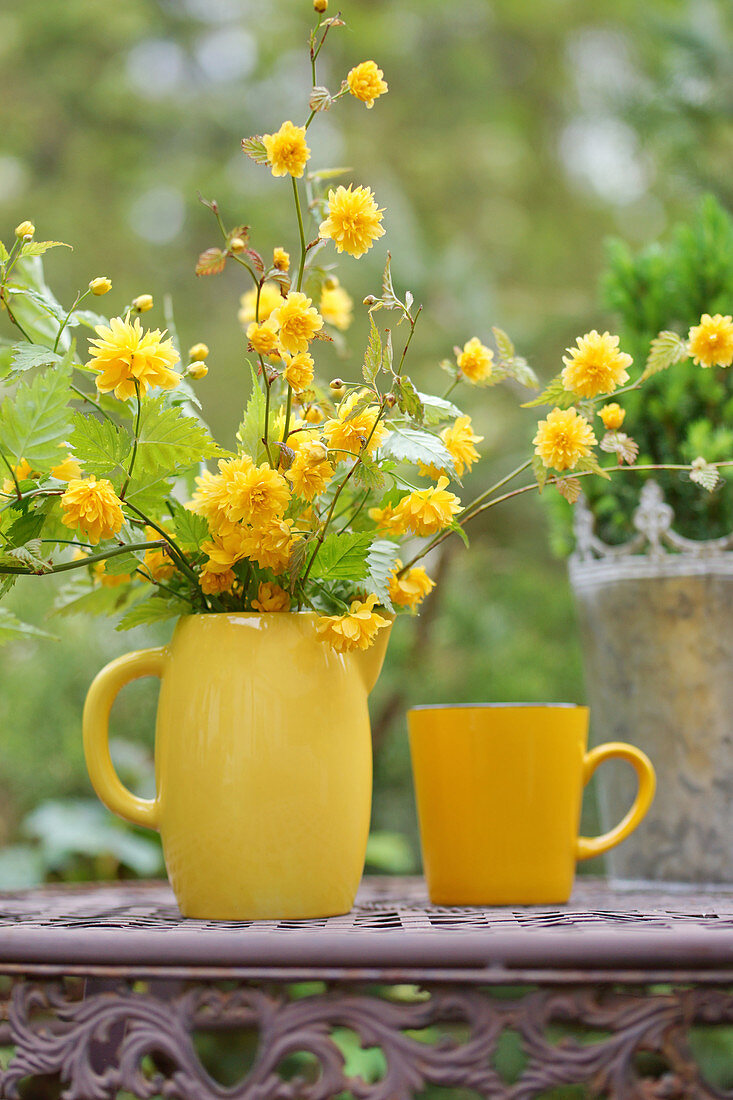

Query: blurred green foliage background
left=0, top=0, right=731, bottom=880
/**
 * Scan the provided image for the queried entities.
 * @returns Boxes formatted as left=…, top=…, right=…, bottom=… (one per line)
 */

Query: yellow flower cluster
left=262, top=121, right=310, bottom=179
left=388, top=560, right=435, bottom=610
left=456, top=338, right=493, bottom=384
left=533, top=407, right=597, bottom=471
left=319, top=185, right=385, bottom=259
left=286, top=439, right=335, bottom=501
left=370, top=478, right=462, bottom=538
left=316, top=594, right=391, bottom=653
left=87, top=315, right=181, bottom=401
left=561, top=331, right=632, bottom=398
left=319, top=280, right=353, bottom=331
left=323, top=390, right=387, bottom=460
left=347, top=61, right=388, bottom=109
left=60, top=477, right=125, bottom=544
left=688, top=313, right=733, bottom=369
left=420, top=415, right=483, bottom=479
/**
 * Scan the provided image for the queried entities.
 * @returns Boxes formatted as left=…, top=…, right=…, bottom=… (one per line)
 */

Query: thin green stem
left=458, top=459, right=532, bottom=526
left=282, top=384, right=294, bottom=447
left=0, top=539, right=162, bottom=577
left=397, top=305, right=422, bottom=374
left=442, top=378, right=459, bottom=400
left=71, top=383, right=115, bottom=424
left=0, top=450, right=21, bottom=501
left=123, top=502, right=200, bottom=588
left=336, top=489, right=370, bottom=534
left=1, top=293, right=32, bottom=342
left=292, top=177, right=307, bottom=292
left=119, top=383, right=142, bottom=499
left=53, top=289, right=88, bottom=354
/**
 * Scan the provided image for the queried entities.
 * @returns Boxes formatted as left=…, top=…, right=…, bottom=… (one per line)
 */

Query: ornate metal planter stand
left=1, top=876, right=733, bottom=1099
left=570, top=480, right=733, bottom=885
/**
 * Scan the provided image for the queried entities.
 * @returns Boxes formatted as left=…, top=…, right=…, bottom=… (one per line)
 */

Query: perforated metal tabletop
left=2, top=875, right=733, bottom=977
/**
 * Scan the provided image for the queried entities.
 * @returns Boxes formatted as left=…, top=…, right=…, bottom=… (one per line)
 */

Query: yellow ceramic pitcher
left=83, top=613, right=391, bottom=920
left=409, top=703, right=656, bottom=905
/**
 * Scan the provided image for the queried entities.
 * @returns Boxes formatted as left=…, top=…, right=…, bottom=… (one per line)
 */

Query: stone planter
left=569, top=481, right=733, bottom=886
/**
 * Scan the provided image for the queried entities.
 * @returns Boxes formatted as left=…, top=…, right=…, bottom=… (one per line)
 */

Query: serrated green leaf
left=68, top=309, right=108, bottom=332
left=492, top=326, right=515, bottom=362
left=9, top=342, right=63, bottom=373
left=506, top=355, right=539, bottom=390
left=5, top=285, right=67, bottom=324
left=195, top=247, right=227, bottom=277
left=364, top=538, right=400, bottom=611
left=689, top=460, right=721, bottom=493
left=531, top=454, right=548, bottom=493
left=381, top=253, right=400, bottom=309
left=0, top=539, right=52, bottom=574
left=69, top=413, right=132, bottom=483
left=353, top=458, right=385, bottom=492
left=236, top=362, right=267, bottom=463
left=20, top=241, right=72, bottom=258
left=0, top=240, right=9, bottom=263
left=640, top=330, right=689, bottom=382
left=134, top=396, right=220, bottom=477
left=394, top=376, right=423, bottom=423
left=522, top=375, right=577, bottom=409
left=573, top=452, right=611, bottom=480
left=0, top=607, right=54, bottom=645
left=382, top=329, right=394, bottom=374
left=363, top=313, right=382, bottom=383
left=310, top=531, right=372, bottom=582
left=556, top=476, right=582, bottom=504
left=381, top=426, right=456, bottom=476
left=0, top=359, right=72, bottom=467
left=116, top=596, right=181, bottom=631
left=168, top=499, right=208, bottom=553
left=416, top=393, right=462, bottom=425
left=241, top=135, right=269, bottom=164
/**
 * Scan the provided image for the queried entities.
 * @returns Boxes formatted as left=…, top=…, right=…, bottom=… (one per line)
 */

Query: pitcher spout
left=354, top=619, right=393, bottom=694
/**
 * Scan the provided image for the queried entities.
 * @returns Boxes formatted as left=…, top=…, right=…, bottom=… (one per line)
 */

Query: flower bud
left=188, top=342, right=209, bottom=361
left=273, top=247, right=290, bottom=271
left=330, top=378, right=345, bottom=391
left=188, top=362, right=209, bottom=380
left=229, top=237, right=246, bottom=254
left=314, top=0, right=328, bottom=11
left=323, top=274, right=339, bottom=290
left=89, top=277, right=112, bottom=296
left=385, top=394, right=397, bottom=407
left=14, top=220, right=35, bottom=240
left=132, top=294, right=153, bottom=312
left=363, top=294, right=378, bottom=306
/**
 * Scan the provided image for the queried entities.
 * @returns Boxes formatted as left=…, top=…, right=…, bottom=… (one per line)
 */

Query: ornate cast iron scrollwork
left=2, top=977, right=733, bottom=1100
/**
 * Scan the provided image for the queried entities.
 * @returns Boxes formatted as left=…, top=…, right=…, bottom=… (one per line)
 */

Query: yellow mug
left=408, top=703, right=656, bottom=905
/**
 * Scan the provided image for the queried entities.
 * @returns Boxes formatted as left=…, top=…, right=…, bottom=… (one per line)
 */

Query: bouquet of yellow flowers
left=0, top=2, right=729, bottom=653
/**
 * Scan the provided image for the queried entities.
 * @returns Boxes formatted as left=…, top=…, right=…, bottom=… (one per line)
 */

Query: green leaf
left=353, top=457, right=385, bottom=492
left=0, top=607, right=54, bottom=646
left=505, top=355, right=539, bottom=390
left=0, top=539, right=52, bottom=574
left=236, top=362, right=267, bottom=463
left=310, top=531, right=373, bottom=582
left=168, top=499, right=208, bottom=553
left=394, top=376, right=423, bottom=423
left=364, top=538, right=400, bottom=611
left=52, top=582, right=135, bottom=619
left=0, top=359, right=72, bottom=467
left=102, top=552, right=140, bottom=577
left=0, top=240, right=9, bottom=263
left=382, top=329, right=394, bottom=374
left=69, top=413, right=131, bottom=483
left=69, top=309, right=108, bottom=332
left=573, top=452, right=611, bottom=480
left=363, top=313, right=382, bottom=383
left=381, top=252, right=400, bottom=310
left=381, top=426, right=456, bottom=476
left=689, top=459, right=721, bottom=493
left=116, top=596, right=181, bottom=631
left=9, top=342, right=63, bottom=373
left=5, top=285, right=67, bottom=324
left=556, top=477, right=582, bottom=504
left=447, top=519, right=469, bottom=548
left=241, top=135, right=269, bottom=165
left=134, top=396, right=220, bottom=477
left=522, top=375, right=577, bottom=409
left=531, top=454, right=548, bottom=493
left=417, top=393, right=462, bottom=425
left=640, top=330, right=689, bottom=382
left=195, top=247, right=227, bottom=277
left=492, top=326, right=515, bottom=362
left=20, top=241, right=72, bottom=258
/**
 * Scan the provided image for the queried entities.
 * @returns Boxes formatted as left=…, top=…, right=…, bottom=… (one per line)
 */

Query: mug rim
left=408, top=702, right=586, bottom=711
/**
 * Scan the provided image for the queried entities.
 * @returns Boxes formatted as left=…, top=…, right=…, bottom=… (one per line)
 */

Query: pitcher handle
left=82, top=647, right=168, bottom=831
left=576, top=742, right=656, bottom=861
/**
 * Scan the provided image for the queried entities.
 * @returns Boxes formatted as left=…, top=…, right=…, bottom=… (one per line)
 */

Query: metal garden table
left=1, top=876, right=733, bottom=1099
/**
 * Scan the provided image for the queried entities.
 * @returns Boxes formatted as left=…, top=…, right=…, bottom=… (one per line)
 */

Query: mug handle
left=576, top=742, right=656, bottom=861
left=82, top=647, right=168, bottom=832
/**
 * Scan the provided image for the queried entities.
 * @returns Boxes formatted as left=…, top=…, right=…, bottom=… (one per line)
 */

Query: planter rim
left=569, top=554, right=733, bottom=590
left=408, top=702, right=585, bottom=711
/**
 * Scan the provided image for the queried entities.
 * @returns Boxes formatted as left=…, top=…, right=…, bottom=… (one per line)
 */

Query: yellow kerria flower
left=219, top=462, right=291, bottom=527
left=319, top=184, right=385, bottom=259
left=598, top=403, right=626, bottom=431
left=87, top=315, right=181, bottom=401
left=533, top=406, right=597, bottom=471
left=252, top=581, right=290, bottom=612
left=393, top=477, right=462, bottom=536
left=346, top=60, right=388, bottom=109
left=316, top=593, right=391, bottom=653
left=388, top=559, right=435, bottom=610
left=283, top=351, right=315, bottom=394
left=368, top=502, right=408, bottom=537
left=200, top=563, right=236, bottom=596
left=239, top=282, right=283, bottom=325
left=51, top=453, right=82, bottom=482
left=456, top=338, right=494, bottom=384
left=262, top=120, right=310, bottom=179
left=441, top=415, right=483, bottom=477
left=142, top=527, right=175, bottom=583
left=237, top=517, right=298, bottom=572
left=2, top=457, right=32, bottom=495
left=561, top=330, right=632, bottom=398
left=270, top=292, right=323, bottom=354
left=319, top=281, right=354, bottom=331
left=247, top=318, right=281, bottom=358
left=60, top=476, right=125, bottom=544
left=688, top=313, right=733, bottom=369
left=273, top=247, right=290, bottom=272
left=190, top=457, right=255, bottom=533
left=286, top=440, right=335, bottom=501
left=323, top=390, right=387, bottom=460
